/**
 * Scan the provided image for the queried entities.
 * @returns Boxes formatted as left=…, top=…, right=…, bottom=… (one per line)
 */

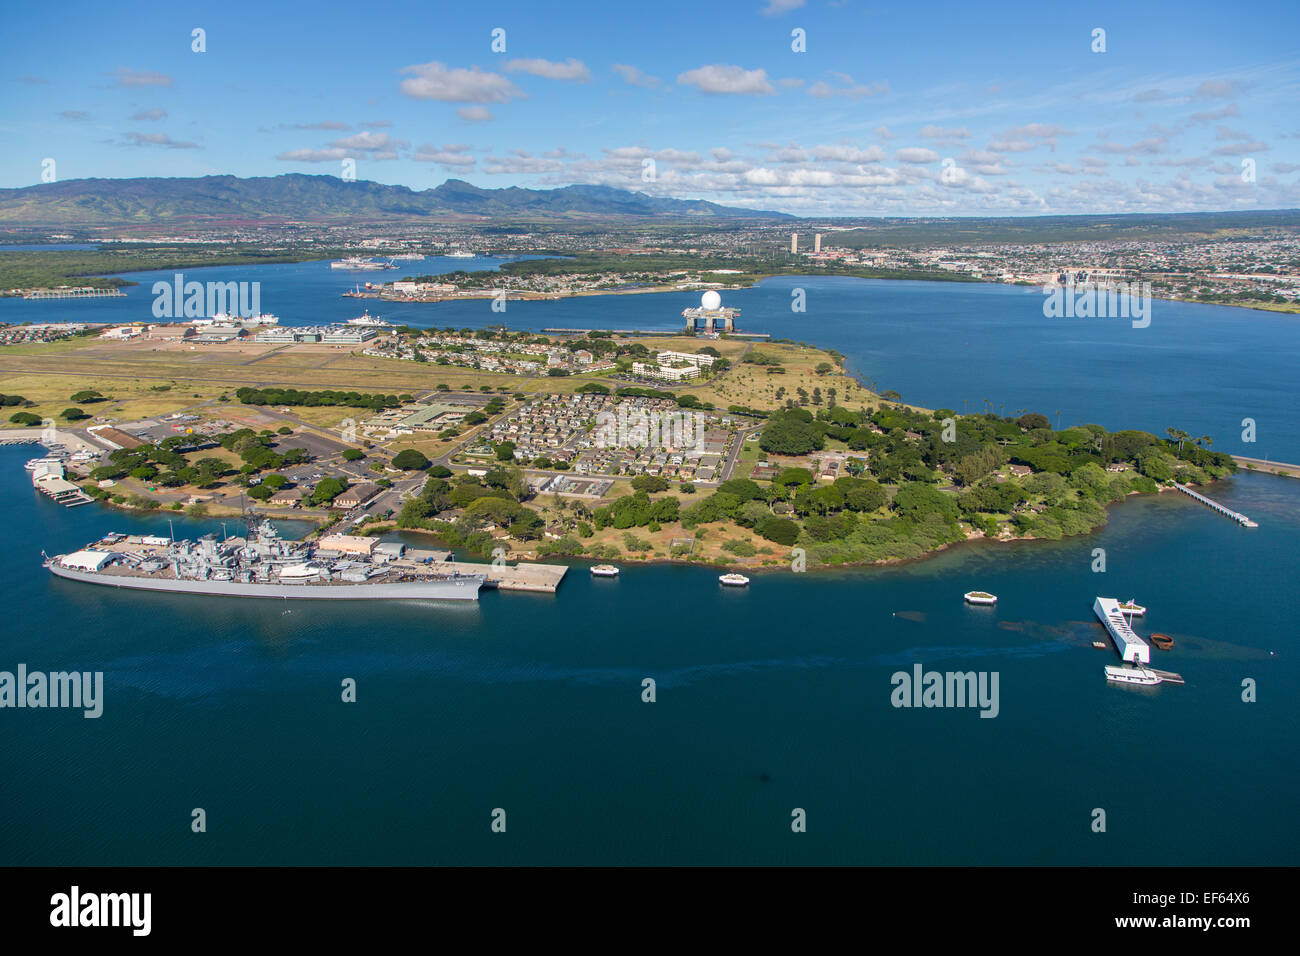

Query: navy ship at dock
left=43, top=520, right=485, bottom=601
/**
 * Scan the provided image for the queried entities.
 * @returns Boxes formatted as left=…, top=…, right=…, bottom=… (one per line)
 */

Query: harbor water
left=1, top=444, right=1296, bottom=865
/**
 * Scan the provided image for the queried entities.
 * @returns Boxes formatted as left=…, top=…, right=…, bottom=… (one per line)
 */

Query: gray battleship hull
left=47, top=563, right=484, bottom=601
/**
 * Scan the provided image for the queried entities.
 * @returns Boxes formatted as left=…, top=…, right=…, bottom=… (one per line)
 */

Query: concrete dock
left=404, top=550, right=567, bottom=593
left=1173, top=482, right=1258, bottom=527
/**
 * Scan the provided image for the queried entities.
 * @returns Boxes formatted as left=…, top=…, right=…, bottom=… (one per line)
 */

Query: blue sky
left=4, top=0, right=1299, bottom=215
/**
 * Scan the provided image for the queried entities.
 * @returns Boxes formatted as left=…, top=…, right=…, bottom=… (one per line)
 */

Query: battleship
left=44, top=521, right=485, bottom=601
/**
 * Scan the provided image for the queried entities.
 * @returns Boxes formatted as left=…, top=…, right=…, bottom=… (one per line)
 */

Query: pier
left=22, top=286, right=125, bottom=300
left=404, top=550, right=567, bottom=593
left=1172, top=483, right=1258, bottom=527
left=32, top=472, right=94, bottom=507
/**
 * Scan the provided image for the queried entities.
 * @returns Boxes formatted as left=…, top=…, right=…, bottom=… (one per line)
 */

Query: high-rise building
left=790, top=233, right=799, bottom=254
left=814, top=233, right=822, bottom=254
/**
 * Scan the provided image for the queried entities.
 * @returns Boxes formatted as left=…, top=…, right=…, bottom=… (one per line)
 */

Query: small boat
left=1092, top=641, right=1109, bottom=649
left=590, top=565, right=620, bottom=578
left=963, top=591, right=997, bottom=605
left=719, top=573, right=750, bottom=587
left=1118, top=600, right=1146, bottom=616
left=1105, top=664, right=1162, bottom=686
left=1149, top=633, right=1175, bottom=650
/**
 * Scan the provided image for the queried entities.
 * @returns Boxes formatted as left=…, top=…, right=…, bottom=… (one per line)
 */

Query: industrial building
left=253, top=326, right=378, bottom=345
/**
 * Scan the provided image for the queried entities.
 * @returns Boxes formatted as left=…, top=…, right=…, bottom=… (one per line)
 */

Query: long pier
left=22, top=287, right=125, bottom=300
left=1173, top=482, right=1258, bottom=527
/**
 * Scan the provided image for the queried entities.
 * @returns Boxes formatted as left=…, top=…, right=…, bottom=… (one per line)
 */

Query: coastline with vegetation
left=0, top=319, right=1250, bottom=574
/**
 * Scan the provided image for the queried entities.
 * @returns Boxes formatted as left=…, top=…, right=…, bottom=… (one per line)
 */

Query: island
left=1, top=320, right=1240, bottom=571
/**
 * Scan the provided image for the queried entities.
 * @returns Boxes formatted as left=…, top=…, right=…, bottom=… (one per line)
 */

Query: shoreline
left=373, top=474, right=1263, bottom=576
left=6, top=255, right=1295, bottom=316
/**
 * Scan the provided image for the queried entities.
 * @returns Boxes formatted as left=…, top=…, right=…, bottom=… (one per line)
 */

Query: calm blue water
left=3, top=265, right=1297, bottom=461
left=1, top=442, right=1297, bottom=865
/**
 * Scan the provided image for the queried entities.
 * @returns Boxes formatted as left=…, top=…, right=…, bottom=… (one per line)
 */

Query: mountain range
left=0, top=175, right=792, bottom=226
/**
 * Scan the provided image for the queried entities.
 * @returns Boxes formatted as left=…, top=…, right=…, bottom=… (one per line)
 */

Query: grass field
left=0, top=331, right=884, bottom=435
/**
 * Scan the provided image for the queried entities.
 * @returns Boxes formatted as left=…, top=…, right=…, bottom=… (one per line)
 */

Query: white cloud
left=808, top=74, right=889, bottom=98
left=108, top=68, right=173, bottom=88
left=1210, top=140, right=1268, bottom=156
left=811, top=143, right=886, bottom=163
left=919, top=125, right=970, bottom=141
left=413, top=143, right=476, bottom=169
left=331, top=131, right=407, bottom=152
left=399, top=62, right=522, bottom=103
left=612, top=64, right=660, bottom=89
left=457, top=106, right=494, bottom=122
left=761, top=0, right=805, bottom=15
left=505, top=58, right=590, bottom=82
left=676, top=64, right=775, bottom=95
left=122, top=131, right=197, bottom=149
left=1188, top=103, right=1239, bottom=125
left=1088, top=137, right=1167, bottom=155
left=895, top=147, right=940, bottom=164
left=1193, top=79, right=1245, bottom=99
left=276, top=147, right=351, bottom=162
left=131, top=109, right=167, bottom=121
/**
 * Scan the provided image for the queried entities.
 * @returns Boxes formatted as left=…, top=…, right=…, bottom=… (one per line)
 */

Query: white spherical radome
left=700, top=291, right=722, bottom=310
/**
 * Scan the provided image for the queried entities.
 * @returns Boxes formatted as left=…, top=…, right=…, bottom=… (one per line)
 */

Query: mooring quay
left=1173, top=483, right=1258, bottom=527
left=405, top=550, right=567, bottom=593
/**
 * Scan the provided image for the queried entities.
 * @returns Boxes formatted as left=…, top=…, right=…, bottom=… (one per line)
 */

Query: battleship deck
left=47, top=561, right=484, bottom=601
left=59, top=540, right=568, bottom=594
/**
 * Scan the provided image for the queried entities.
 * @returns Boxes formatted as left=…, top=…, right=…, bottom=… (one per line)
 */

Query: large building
left=254, top=326, right=377, bottom=345
left=655, top=350, right=716, bottom=369
left=334, top=482, right=381, bottom=509
left=632, top=361, right=700, bottom=382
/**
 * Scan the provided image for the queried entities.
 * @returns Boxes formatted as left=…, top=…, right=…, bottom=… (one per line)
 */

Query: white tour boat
left=963, top=590, right=998, bottom=605
left=590, top=565, right=620, bottom=578
left=719, top=573, right=750, bottom=587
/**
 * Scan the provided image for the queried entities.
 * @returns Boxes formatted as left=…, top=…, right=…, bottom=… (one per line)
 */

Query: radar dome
left=701, top=291, right=722, bottom=310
